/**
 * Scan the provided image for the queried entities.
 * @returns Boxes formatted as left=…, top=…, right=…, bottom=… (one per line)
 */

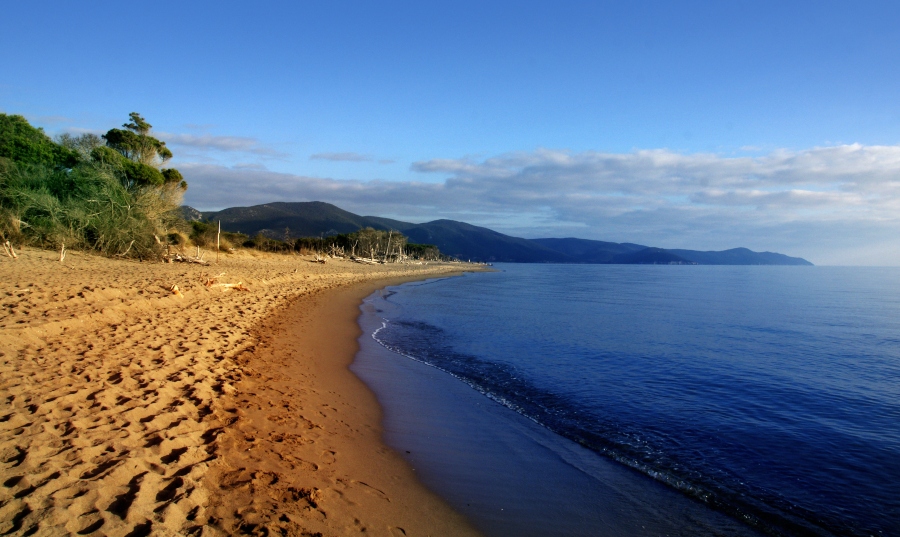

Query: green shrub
left=0, top=113, right=185, bottom=259
left=0, top=114, right=78, bottom=169
left=124, top=160, right=165, bottom=187
left=0, top=160, right=182, bottom=258
left=244, top=233, right=290, bottom=252
left=189, top=220, right=215, bottom=247
left=90, top=146, right=165, bottom=188
left=161, top=168, right=183, bottom=185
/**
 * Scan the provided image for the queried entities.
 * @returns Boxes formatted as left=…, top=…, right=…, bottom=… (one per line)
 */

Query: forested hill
left=529, top=238, right=812, bottom=265
left=202, top=201, right=392, bottom=238
left=186, top=201, right=813, bottom=265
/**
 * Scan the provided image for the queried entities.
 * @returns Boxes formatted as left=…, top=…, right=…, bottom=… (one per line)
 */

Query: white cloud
left=58, top=127, right=104, bottom=135
left=159, top=133, right=287, bottom=157
left=31, top=115, right=72, bottom=125
left=180, top=163, right=444, bottom=215
left=310, top=152, right=395, bottom=164
left=179, top=144, right=900, bottom=265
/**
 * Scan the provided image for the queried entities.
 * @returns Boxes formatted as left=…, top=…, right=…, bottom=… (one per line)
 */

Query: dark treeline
left=189, top=223, right=449, bottom=261
left=241, top=227, right=448, bottom=262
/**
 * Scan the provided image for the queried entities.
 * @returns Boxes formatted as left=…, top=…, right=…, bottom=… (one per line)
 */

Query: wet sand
left=0, top=247, right=482, bottom=536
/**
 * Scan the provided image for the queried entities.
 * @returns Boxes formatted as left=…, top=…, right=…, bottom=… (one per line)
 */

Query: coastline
left=0, top=248, right=482, bottom=536
left=203, top=274, right=482, bottom=535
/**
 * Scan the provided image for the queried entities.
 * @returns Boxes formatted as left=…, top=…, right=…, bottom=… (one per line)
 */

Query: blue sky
left=3, top=1, right=900, bottom=264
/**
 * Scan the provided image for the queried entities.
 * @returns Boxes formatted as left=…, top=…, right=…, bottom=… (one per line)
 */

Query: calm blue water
left=370, top=265, right=900, bottom=537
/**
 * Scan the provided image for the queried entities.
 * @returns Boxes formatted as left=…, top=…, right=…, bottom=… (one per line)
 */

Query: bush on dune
left=0, top=159, right=183, bottom=258
left=0, top=114, right=78, bottom=169
left=0, top=113, right=186, bottom=259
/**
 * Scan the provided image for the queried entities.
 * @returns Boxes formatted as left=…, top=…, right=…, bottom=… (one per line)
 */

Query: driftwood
left=350, top=256, right=382, bottom=265
left=214, top=282, right=248, bottom=291
left=201, top=272, right=248, bottom=291
left=165, top=253, right=209, bottom=265
left=159, top=238, right=206, bottom=264
left=3, top=241, right=18, bottom=259
left=114, top=240, right=134, bottom=257
left=327, top=243, right=346, bottom=258
left=203, top=272, right=227, bottom=287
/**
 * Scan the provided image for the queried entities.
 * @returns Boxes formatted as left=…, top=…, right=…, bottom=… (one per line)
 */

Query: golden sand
left=0, top=248, right=482, bottom=536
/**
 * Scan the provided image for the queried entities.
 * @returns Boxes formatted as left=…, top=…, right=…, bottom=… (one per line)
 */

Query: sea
left=350, top=264, right=900, bottom=537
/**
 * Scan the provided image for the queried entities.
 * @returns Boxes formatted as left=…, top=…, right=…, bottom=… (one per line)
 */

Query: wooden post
left=217, top=220, right=221, bottom=263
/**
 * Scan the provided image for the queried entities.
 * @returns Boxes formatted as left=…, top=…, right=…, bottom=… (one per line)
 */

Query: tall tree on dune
left=103, top=112, right=172, bottom=166
left=99, top=112, right=185, bottom=190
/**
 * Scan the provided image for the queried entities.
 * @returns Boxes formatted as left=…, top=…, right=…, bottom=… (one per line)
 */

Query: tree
left=100, top=113, right=186, bottom=190
left=103, top=112, right=173, bottom=166
left=407, top=242, right=443, bottom=261
left=161, top=168, right=186, bottom=189
left=56, top=132, right=104, bottom=160
left=0, top=114, right=79, bottom=168
left=349, top=228, right=408, bottom=261
left=89, top=146, right=162, bottom=188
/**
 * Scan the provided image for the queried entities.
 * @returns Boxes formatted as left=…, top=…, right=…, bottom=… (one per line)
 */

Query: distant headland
left=184, top=201, right=814, bottom=266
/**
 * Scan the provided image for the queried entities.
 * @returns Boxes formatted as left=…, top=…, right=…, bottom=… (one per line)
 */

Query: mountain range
left=181, top=201, right=813, bottom=265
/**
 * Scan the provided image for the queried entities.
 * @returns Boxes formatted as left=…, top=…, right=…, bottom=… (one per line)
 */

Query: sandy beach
left=0, top=248, right=482, bottom=536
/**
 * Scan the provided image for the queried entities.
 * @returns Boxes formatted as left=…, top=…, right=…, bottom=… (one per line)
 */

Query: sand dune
left=0, top=248, right=481, bottom=536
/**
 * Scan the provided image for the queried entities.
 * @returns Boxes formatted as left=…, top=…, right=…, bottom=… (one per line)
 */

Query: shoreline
left=353, top=275, right=763, bottom=537
left=203, top=274, right=482, bottom=535
left=0, top=248, right=482, bottom=536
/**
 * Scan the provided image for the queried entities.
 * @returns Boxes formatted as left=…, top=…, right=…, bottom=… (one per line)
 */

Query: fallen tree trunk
left=165, top=253, right=209, bottom=265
